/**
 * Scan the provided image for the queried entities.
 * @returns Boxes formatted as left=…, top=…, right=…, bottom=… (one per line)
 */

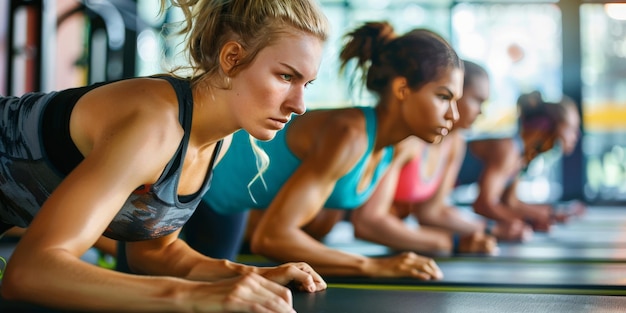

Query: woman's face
left=456, top=74, right=489, bottom=130
left=401, top=67, right=463, bottom=144
left=557, top=105, right=581, bottom=155
left=230, top=32, right=324, bottom=141
left=523, top=104, right=580, bottom=162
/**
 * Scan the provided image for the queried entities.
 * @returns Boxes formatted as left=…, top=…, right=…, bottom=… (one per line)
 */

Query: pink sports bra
left=394, top=140, right=451, bottom=203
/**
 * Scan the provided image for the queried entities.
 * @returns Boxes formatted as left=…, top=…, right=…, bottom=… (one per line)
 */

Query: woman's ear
left=392, top=77, right=408, bottom=101
left=219, top=41, right=244, bottom=75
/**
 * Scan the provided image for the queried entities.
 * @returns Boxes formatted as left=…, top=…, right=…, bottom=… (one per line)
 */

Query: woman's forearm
left=3, top=249, right=197, bottom=312
left=353, top=214, right=452, bottom=254
left=416, top=205, right=484, bottom=235
left=252, top=228, right=373, bottom=277
left=127, top=238, right=254, bottom=281
left=473, top=197, right=524, bottom=223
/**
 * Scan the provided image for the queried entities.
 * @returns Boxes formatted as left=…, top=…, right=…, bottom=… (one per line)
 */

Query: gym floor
left=292, top=206, right=626, bottom=312
left=2, top=205, right=626, bottom=312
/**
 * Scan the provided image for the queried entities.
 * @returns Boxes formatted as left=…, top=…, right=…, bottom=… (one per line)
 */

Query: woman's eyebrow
left=280, top=63, right=304, bottom=80
left=436, top=86, right=454, bottom=97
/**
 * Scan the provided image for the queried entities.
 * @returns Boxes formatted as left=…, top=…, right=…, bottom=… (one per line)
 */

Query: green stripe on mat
left=237, top=253, right=624, bottom=265
left=327, top=283, right=626, bottom=296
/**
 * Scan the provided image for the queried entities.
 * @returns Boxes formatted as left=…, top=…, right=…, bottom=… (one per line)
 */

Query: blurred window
left=451, top=2, right=563, bottom=137
left=581, top=3, right=626, bottom=202
left=312, top=0, right=452, bottom=109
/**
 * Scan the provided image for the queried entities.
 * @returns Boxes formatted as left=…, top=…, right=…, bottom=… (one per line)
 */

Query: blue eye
left=305, top=80, right=315, bottom=88
left=281, top=74, right=293, bottom=81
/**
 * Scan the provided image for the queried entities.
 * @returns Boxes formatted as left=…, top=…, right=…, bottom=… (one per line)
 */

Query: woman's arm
left=468, top=139, right=534, bottom=241
left=471, top=139, right=525, bottom=223
left=251, top=123, right=442, bottom=279
left=501, top=179, right=552, bottom=231
left=411, top=134, right=485, bottom=235
left=125, top=231, right=325, bottom=292
left=353, top=168, right=454, bottom=254
left=126, top=231, right=256, bottom=280
left=352, top=137, right=453, bottom=254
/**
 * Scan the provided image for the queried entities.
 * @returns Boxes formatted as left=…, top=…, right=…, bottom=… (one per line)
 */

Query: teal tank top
left=204, top=107, right=394, bottom=214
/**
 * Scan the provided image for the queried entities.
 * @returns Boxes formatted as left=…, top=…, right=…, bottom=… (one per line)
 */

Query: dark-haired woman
left=348, top=60, right=498, bottom=256
left=191, top=21, right=464, bottom=280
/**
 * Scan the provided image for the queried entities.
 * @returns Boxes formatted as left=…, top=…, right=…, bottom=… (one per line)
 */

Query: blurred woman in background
left=456, top=90, right=583, bottom=241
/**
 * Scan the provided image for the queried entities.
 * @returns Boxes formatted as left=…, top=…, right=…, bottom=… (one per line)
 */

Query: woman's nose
left=288, top=87, right=307, bottom=116
left=447, top=101, right=460, bottom=123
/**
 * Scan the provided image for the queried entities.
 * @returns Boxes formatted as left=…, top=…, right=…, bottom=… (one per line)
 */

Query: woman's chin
left=427, top=134, right=444, bottom=144
left=250, top=130, right=277, bottom=142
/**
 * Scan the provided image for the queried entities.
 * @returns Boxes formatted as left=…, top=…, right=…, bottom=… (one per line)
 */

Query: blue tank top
left=204, top=107, right=394, bottom=213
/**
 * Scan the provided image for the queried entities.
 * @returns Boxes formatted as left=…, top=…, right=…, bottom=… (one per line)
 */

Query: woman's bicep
left=477, top=161, right=512, bottom=205
left=357, top=152, right=405, bottom=218
left=433, top=136, right=466, bottom=200
left=257, top=130, right=365, bottom=231
left=259, top=161, right=340, bottom=232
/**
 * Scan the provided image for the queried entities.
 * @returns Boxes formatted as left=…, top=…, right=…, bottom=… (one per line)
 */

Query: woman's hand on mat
left=257, top=262, right=327, bottom=292
left=491, top=220, right=533, bottom=242
left=196, top=273, right=296, bottom=313
left=519, top=205, right=553, bottom=232
left=458, top=232, right=499, bottom=254
left=369, top=252, right=443, bottom=280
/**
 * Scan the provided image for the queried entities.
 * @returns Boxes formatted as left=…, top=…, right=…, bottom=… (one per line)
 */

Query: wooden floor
left=2, top=206, right=626, bottom=312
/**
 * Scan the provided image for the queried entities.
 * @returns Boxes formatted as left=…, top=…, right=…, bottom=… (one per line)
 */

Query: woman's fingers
left=260, top=262, right=327, bottom=292
left=419, top=255, right=444, bottom=280
left=287, top=263, right=327, bottom=292
left=219, top=273, right=296, bottom=313
left=462, top=232, right=499, bottom=254
left=401, top=252, right=444, bottom=280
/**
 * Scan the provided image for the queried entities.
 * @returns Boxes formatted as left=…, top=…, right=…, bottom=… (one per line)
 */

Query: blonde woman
left=0, top=0, right=329, bottom=312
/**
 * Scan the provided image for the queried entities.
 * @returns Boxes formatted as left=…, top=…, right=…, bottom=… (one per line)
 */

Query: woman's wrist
left=224, top=259, right=258, bottom=276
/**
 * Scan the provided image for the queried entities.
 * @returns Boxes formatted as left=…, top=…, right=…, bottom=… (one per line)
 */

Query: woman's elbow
left=249, top=231, right=277, bottom=256
left=1, top=261, right=40, bottom=301
left=352, top=216, right=378, bottom=241
left=473, top=196, right=496, bottom=215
